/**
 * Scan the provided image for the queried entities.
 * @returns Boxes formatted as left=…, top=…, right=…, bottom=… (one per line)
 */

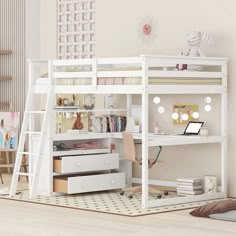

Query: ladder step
left=19, top=152, right=37, bottom=155
left=24, top=131, right=41, bottom=135
left=25, top=111, right=45, bottom=114
left=16, top=172, right=33, bottom=177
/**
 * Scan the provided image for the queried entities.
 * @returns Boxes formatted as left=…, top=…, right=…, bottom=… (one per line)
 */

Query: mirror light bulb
left=205, top=96, right=212, bottom=104
left=192, top=112, right=199, bottom=119
left=172, top=112, right=179, bottom=120
left=204, top=104, right=211, bottom=112
left=182, top=113, right=189, bottom=121
left=158, top=106, right=165, bottom=114
left=153, top=96, right=161, bottom=104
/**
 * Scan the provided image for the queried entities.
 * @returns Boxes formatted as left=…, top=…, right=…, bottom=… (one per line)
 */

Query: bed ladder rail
left=10, top=75, right=53, bottom=199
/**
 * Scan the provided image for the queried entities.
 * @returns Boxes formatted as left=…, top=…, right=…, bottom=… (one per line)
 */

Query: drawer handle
left=76, top=162, right=80, bottom=167
left=104, top=160, right=109, bottom=164
left=111, top=180, right=115, bottom=184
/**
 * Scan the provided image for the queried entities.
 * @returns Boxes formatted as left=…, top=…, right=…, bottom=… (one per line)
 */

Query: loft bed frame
left=29, top=55, right=228, bottom=208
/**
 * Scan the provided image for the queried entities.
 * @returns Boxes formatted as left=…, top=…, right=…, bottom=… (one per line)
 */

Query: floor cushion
left=209, top=210, right=236, bottom=222
left=190, top=199, right=236, bottom=218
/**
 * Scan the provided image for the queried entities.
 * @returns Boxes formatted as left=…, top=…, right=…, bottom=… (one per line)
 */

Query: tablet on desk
left=179, top=121, right=204, bottom=135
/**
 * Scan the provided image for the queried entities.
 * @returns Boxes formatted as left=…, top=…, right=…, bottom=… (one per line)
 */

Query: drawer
left=53, top=172, right=125, bottom=194
left=53, top=153, right=119, bottom=174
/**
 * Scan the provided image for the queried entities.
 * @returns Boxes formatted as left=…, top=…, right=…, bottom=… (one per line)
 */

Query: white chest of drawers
left=53, top=153, right=119, bottom=174
left=31, top=135, right=126, bottom=196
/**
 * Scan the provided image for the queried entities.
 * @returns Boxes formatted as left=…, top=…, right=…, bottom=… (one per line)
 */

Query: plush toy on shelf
left=177, top=31, right=214, bottom=71
left=72, top=112, right=84, bottom=130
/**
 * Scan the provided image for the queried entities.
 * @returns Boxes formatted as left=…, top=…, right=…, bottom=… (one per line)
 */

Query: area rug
left=0, top=189, right=218, bottom=217
left=0, top=174, right=220, bottom=217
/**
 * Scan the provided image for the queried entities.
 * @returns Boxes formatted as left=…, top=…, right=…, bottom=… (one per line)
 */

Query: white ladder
left=10, top=61, right=53, bottom=198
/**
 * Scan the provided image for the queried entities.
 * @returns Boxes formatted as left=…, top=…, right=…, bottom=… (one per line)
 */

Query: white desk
left=48, top=132, right=226, bottom=208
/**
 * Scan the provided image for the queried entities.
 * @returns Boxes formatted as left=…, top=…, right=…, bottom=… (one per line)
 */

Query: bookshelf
left=0, top=50, right=12, bottom=55
left=0, top=50, right=12, bottom=81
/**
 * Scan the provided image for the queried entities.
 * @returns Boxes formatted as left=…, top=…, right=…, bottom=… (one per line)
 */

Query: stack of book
left=177, top=178, right=203, bottom=196
left=91, top=115, right=127, bottom=133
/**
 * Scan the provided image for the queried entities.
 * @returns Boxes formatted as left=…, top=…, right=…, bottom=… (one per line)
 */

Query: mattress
left=36, top=77, right=221, bottom=86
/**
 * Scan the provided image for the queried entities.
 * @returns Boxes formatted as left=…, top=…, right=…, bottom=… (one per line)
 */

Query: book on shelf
left=177, top=178, right=202, bottom=184
left=176, top=181, right=202, bottom=186
left=177, top=189, right=203, bottom=196
left=177, top=185, right=203, bottom=191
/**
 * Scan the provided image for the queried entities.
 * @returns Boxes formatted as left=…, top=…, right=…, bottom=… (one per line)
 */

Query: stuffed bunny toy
left=72, top=112, right=84, bottom=130
left=177, top=31, right=214, bottom=71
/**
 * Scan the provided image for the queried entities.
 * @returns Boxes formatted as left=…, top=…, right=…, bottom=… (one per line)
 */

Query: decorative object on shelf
left=104, top=95, right=114, bottom=109
left=200, top=126, right=208, bottom=137
left=137, top=16, right=157, bottom=42
left=72, top=112, right=84, bottom=130
left=56, top=97, right=74, bottom=106
left=204, top=175, right=217, bottom=194
left=73, top=141, right=104, bottom=150
left=131, top=105, right=142, bottom=132
left=177, top=31, right=214, bottom=71
left=55, top=142, right=68, bottom=151
left=62, top=98, right=69, bottom=106
left=0, top=112, right=19, bottom=149
left=83, top=94, right=95, bottom=110
left=173, top=104, right=198, bottom=125
left=125, top=116, right=140, bottom=133
left=56, top=97, right=63, bottom=106
left=154, top=123, right=160, bottom=134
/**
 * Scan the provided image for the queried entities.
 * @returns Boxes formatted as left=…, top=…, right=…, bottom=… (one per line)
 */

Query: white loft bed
left=29, top=55, right=228, bottom=209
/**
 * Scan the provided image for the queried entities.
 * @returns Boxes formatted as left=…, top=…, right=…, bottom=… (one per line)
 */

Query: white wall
left=39, top=0, right=236, bottom=196
left=96, top=0, right=236, bottom=196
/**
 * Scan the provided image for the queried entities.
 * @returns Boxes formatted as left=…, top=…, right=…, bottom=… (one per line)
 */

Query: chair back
left=122, top=132, right=136, bottom=163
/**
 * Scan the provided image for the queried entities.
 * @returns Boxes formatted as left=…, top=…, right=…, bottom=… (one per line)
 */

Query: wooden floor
left=1, top=198, right=236, bottom=236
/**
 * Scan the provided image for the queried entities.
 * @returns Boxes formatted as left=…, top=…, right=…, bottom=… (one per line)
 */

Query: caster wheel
left=157, top=194, right=162, bottom=199
left=164, top=191, right=169, bottom=196
left=128, top=194, right=133, bottom=199
left=120, top=191, right=124, bottom=196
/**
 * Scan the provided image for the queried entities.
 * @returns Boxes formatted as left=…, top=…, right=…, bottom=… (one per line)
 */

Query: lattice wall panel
left=57, top=0, right=96, bottom=59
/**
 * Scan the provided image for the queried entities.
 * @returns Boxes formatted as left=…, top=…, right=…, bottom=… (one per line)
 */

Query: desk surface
left=147, top=134, right=222, bottom=146
left=52, top=132, right=223, bottom=146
